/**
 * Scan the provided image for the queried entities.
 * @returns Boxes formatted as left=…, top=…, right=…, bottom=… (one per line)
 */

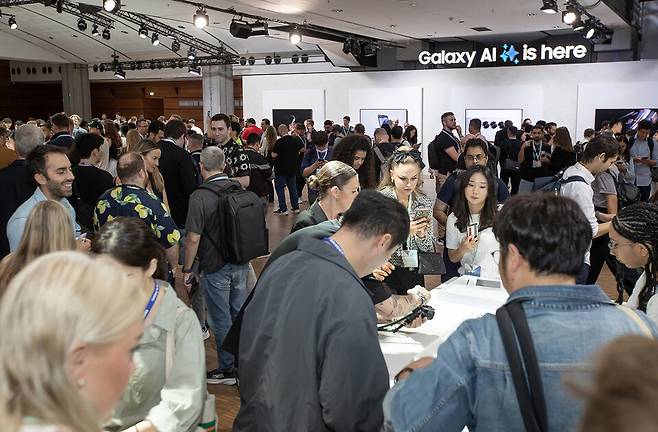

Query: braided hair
left=612, top=203, right=658, bottom=311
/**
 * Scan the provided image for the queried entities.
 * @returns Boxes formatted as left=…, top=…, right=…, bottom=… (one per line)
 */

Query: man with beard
left=7, top=145, right=82, bottom=251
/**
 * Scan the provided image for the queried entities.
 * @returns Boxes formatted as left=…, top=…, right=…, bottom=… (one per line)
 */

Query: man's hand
left=183, top=272, right=198, bottom=294
left=395, top=356, right=434, bottom=382
left=455, top=125, right=463, bottom=137
left=407, top=286, right=431, bottom=305
left=372, top=262, right=395, bottom=281
left=409, top=217, right=430, bottom=237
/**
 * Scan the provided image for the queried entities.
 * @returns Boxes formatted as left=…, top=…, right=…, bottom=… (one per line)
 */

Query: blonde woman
left=291, top=161, right=359, bottom=233
left=0, top=200, right=90, bottom=293
left=133, top=140, right=169, bottom=209
left=125, top=129, right=142, bottom=152
left=378, top=146, right=434, bottom=294
left=0, top=252, right=145, bottom=432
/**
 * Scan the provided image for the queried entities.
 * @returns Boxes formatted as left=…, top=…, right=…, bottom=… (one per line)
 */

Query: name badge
left=401, top=249, right=419, bottom=268
left=532, top=160, right=542, bottom=168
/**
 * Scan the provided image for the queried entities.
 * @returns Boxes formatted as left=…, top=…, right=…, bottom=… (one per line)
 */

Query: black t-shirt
left=72, top=165, right=114, bottom=229
left=435, top=130, right=461, bottom=174
left=520, top=142, right=552, bottom=181
left=273, top=136, right=304, bottom=175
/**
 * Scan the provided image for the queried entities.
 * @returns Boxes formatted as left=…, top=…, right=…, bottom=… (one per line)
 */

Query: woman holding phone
left=445, top=165, right=501, bottom=279
left=378, top=147, right=435, bottom=294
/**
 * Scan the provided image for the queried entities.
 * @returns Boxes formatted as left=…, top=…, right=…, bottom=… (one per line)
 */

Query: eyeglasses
left=608, top=240, right=634, bottom=251
left=491, top=250, right=500, bottom=265
left=392, top=149, right=426, bottom=169
left=466, top=155, right=486, bottom=162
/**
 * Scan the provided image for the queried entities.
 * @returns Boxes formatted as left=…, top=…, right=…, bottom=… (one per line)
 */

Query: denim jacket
left=383, top=284, right=658, bottom=432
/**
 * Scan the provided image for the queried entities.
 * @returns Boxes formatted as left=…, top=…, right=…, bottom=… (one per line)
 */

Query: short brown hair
left=164, top=119, right=186, bottom=140
left=210, top=113, right=231, bottom=129
left=116, top=152, right=145, bottom=182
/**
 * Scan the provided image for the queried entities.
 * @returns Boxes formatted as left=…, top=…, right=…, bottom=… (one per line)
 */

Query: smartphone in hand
left=414, top=207, right=432, bottom=221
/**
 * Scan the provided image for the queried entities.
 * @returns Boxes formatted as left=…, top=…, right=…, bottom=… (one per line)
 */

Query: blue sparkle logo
left=500, top=44, right=520, bottom=64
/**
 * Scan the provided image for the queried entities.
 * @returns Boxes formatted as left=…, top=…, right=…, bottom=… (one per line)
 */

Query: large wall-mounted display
left=465, top=109, right=523, bottom=142
left=272, top=109, right=313, bottom=128
left=594, top=108, right=658, bottom=133
left=359, top=109, right=408, bottom=135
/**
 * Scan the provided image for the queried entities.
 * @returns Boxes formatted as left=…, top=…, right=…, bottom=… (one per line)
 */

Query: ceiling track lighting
left=540, top=0, right=558, bottom=14
left=187, top=47, right=196, bottom=60
left=248, top=56, right=255, bottom=65
left=103, top=0, right=121, bottom=13
left=151, top=32, right=160, bottom=46
left=301, top=53, right=308, bottom=63
left=77, top=18, right=87, bottom=31
left=289, top=27, right=302, bottom=44
left=274, top=54, right=281, bottom=64
left=91, top=24, right=99, bottom=36
left=264, top=55, right=272, bottom=65
left=239, top=57, right=246, bottom=66
left=171, top=40, right=180, bottom=52
left=8, top=16, right=17, bottom=30
left=188, top=65, right=202, bottom=76
left=114, top=68, right=125, bottom=79
left=138, top=24, right=148, bottom=38
left=291, top=54, right=299, bottom=63
left=193, top=6, right=209, bottom=29
left=102, top=28, right=111, bottom=40
left=562, top=4, right=579, bottom=25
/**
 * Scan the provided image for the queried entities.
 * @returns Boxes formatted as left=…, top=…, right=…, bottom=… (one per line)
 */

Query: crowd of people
left=0, top=108, right=657, bottom=432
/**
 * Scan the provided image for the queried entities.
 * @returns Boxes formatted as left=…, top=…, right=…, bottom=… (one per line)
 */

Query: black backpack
left=428, top=135, right=441, bottom=170
left=532, top=170, right=586, bottom=195
left=198, top=180, right=269, bottom=265
left=607, top=169, right=641, bottom=209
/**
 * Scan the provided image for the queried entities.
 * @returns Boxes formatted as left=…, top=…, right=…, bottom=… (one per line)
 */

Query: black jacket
left=157, top=139, right=197, bottom=227
left=47, top=131, right=75, bottom=149
left=234, top=237, right=389, bottom=432
left=290, top=200, right=328, bottom=233
left=0, top=160, right=35, bottom=257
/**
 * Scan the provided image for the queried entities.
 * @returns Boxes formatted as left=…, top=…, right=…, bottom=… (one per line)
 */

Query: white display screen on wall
left=465, top=109, right=523, bottom=142
left=360, top=109, right=408, bottom=136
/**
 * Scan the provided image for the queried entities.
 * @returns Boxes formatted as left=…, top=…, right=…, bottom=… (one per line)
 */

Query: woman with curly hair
left=331, top=134, right=377, bottom=190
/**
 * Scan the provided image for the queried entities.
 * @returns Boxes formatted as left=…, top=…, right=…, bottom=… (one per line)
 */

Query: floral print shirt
left=94, top=184, right=181, bottom=249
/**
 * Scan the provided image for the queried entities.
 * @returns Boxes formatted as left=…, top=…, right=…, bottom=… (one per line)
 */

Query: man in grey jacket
left=234, top=190, right=410, bottom=431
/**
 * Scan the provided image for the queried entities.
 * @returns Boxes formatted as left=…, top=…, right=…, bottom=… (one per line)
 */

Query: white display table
left=379, top=276, right=509, bottom=383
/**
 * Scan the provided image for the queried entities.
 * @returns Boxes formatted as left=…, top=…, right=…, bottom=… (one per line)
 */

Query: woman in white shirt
left=610, top=203, right=658, bottom=324
left=446, top=165, right=501, bottom=279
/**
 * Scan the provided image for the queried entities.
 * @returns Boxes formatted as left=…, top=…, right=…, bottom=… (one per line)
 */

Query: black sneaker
left=207, top=368, right=237, bottom=385
left=273, top=208, right=288, bottom=215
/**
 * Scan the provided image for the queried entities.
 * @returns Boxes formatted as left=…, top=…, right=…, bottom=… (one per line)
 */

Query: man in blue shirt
left=383, top=194, right=658, bottom=432
left=629, top=120, right=657, bottom=201
left=7, top=145, right=81, bottom=251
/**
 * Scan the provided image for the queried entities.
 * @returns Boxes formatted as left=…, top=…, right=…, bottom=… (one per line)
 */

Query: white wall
left=243, top=60, right=658, bottom=161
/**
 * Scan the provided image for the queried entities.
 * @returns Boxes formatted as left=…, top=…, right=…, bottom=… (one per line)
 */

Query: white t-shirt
left=446, top=213, right=501, bottom=279
left=626, top=271, right=658, bottom=325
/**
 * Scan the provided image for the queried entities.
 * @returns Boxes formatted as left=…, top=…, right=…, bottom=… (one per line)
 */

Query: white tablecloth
left=379, top=276, right=509, bottom=382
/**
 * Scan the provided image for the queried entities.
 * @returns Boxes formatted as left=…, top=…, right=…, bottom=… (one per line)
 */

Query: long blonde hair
left=134, top=140, right=165, bottom=195
left=377, top=145, right=425, bottom=194
left=0, top=200, right=76, bottom=293
left=0, top=252, right=146, bottom=432
left=125, top=129, right=141, bottom=152
left=264, top=125, right=278, bottom=154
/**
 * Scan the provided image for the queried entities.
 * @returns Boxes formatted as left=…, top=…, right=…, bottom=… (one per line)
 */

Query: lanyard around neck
left=143, top=280, right=160, bottom=320
left=323, top=237, right=345, bottom=255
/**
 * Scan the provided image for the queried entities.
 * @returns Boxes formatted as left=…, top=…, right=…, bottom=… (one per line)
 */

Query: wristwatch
left=182, top=268, right=193, bottom=274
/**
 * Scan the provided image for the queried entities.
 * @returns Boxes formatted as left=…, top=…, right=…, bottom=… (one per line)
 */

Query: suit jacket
left=157, top=139, right=197, bottom=227
left=0, top=159, right=35, bottom=257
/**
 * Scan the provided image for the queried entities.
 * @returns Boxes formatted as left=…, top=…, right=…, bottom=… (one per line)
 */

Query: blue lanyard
left=323, top=237, right=345, bottom=256
left=143, top=280, right=160, bottom=320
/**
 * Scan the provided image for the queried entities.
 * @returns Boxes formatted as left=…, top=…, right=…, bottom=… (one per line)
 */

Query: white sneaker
left=201, top=324, right=210, bottom=341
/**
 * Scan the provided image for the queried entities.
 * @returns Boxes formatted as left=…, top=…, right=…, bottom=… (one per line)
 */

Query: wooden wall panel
left=0, top=60, right=63, bottom=122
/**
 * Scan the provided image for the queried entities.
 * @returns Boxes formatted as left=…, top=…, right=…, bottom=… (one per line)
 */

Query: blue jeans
left=202, top=263, right=248, bottom=371
left=274, top=174, right=299, bottom=212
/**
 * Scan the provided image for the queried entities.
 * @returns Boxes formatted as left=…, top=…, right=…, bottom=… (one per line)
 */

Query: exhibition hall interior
left=1, top=0, right=658, bottom=431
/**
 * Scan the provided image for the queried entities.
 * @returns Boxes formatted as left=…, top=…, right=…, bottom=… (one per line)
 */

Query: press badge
left=532, top=159, right=542, bottom=168
left=401, top=249, right=419, bottom=268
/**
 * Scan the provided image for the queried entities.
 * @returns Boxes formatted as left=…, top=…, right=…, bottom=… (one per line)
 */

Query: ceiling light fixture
left=289, top=27, right=302, bottom=44
left=151, top=32, right=160, bottom=46
left=8, top=16, right=17, bottom=30
left=273, top=54, right=281, bottom=64
left=239, top=57, right=246, bottom=66
left=301, top=53, right=309, bottom=63
left=102, top=28, right=110, bottom=40
left=187, top=47, right=196, bottom=60
left=77, top=18, right=87, bottom=31
left=138, top=24, right=148, bottom=38
left=103, top=0, right=121, bottom=13
left=91, top=24, right=99, bottom=36
left=291, top=54, right=299, bottom=63
left=572, top=18, right=585, bottom=31
left=265, top=55, right=272, bottom=65
left=188, top=65, right=202, bottom=76
left=193, top=6, right=209, bottom=29
left=583, top=22, right=597, bottom=39
left=171, top=40, right=180, bottom=52
left=114, top=68, right=126, bottom=79
left=562, top=4, right=579, bottom=25
left=248, top=56, right=255, bottom=65
left=540, top=0, right=558, bottom=14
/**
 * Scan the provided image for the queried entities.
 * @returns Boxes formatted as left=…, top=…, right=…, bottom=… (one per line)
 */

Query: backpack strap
left=560, top=175, right=587, bottom=186
left=616, top=304, right=654, bottom=337
left=496, top=300, right=548, bottom=432
left=373, top=146, right=387, bottom=164
left=649, top=139, right=655, bottom=160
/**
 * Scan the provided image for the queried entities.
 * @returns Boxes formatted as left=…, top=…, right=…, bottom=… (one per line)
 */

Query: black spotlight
left=187, top=47, right=196, bottom=60
left=188, top=65, right=202, bottom=76
left=248, top=56, right=255, bottom=65
left=301, top=53, right=308, bottom=63
left=102, top=28, right=111, bottom=40
left=136, top=63, right=143, bottom=70
left=77, top=18, right=87, bottom=31
left=150, top=61, right=155, bottom=70
left=114, top=68, right=126, bottom=79
left=230, top=20, right=252, bottom=39
left=342, top=39, right=351, bottom=54
left=351, top=41, right=362, bottom=57
left=291, top=54, right=299, bottom=64
left=99, top=64, right=106, bottom=72
left=8, top=16, right=17, bottom=30
left=92, top=64, right=99, bottom=72
left=138, top=24, right=148, bottom=39
left=265, top=55, right=272, bottom=65
left=274, top=54, right=281, bottom=64
left=171, top=40, right=180, bottom=52
left=129, top=63, right=136, bottom=70
left=151, top=32, right=159, bottom=46
left=239, top=57, right=247, bottom=66
left=91, top=24, right=99, bottom=36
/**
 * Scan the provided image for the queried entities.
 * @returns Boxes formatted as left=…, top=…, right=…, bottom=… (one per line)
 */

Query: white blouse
left=626, top=271, right=658, bottom=325
left=445, top=213, right=501, bottom=280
